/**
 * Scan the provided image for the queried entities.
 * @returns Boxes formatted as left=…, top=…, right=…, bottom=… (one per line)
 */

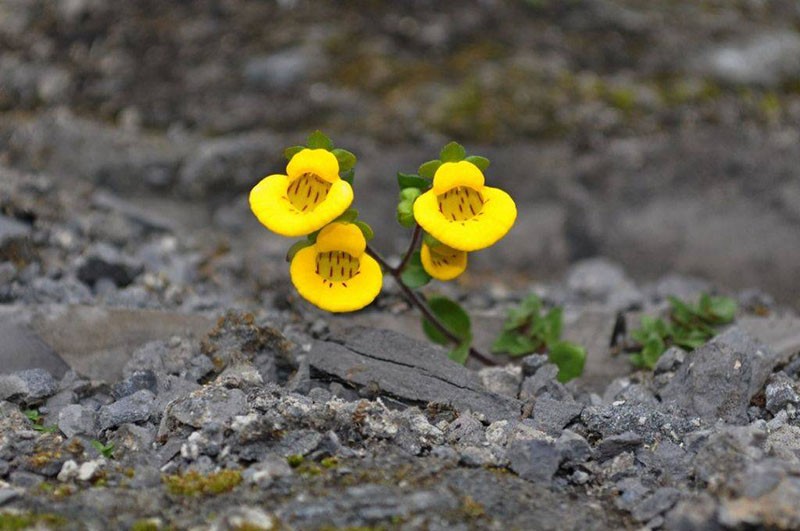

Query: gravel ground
left=2, top=1, right=800, bottom=529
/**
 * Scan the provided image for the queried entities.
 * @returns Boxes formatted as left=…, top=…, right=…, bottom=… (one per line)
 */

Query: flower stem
left=393, top=224, right=422, bottom=275
left=366, top=244, right=497, bottom=367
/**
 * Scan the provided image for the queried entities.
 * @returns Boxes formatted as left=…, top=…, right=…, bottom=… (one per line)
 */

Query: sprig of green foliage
left=24, top=409, right=58, bottom=434
left=629, top=293, right=737, bottom=369
left=91, top=440, right=115, bottom=459
left=492, top=294, right=586, bottom=382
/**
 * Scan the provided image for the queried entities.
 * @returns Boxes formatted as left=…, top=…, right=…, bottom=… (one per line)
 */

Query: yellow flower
left=290, top=222, right=382, bottom=312
left=420, top=241, right=467, bottom=281
left=249, top=149, right=353, bottom=237
left=412, top=161, right=516, bottom=251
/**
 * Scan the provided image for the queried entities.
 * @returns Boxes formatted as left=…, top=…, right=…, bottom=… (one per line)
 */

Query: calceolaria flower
left=420, top=240, right=467, bottom=281
left=290, top=222, right=382, bottom=312
left=250, top=149, right=353, bottom=237
left=413, top=161, right=516, bottom=251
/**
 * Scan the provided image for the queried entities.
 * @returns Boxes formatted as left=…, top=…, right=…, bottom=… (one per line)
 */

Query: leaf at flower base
left=422, top=232, right=441, bottom=248
left=286, top=240, right=313, bottom=262
left=448, top=341, right=471, bottom=365
left=307, top=229, right=321, bottom=243
left=548, top=341, right=586, bottom=382
left=335, top=208, right=359, bottom=223
left=397, top=172, right=432, bottom=191
left=418, top=160, right=442, bottom=179
left=422, top=296, right=471, bottom=346
left=284, top=145, right=305, bottom=160
left=306, top=130, right=333, bottom=150
left=331, top=148, right=357, bottom=172
left=439, top=141, right=467, bottom=162
left=353, top=220, right=374, bottom=241
left=340, top=168, right=355, bottom=185
left=400, top=251, right=431, bottom=289
left=465, top=155, right=490, bottom=171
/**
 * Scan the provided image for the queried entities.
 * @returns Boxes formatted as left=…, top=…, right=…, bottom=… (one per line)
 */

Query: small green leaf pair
left=24, top=408, right=58, bottom=433
left=492, top=294, right=586, bottom=382
left=284, top=131, right=357, bottom=184
left=629, top=293, right=737, bottom=369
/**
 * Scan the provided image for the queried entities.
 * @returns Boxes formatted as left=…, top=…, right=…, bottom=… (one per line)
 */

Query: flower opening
left=250, top=149, right=353, bottom=237
left=413, top=161, right=516, bottom=252
left=290, top=222, right=381, bottom=312
left=421, top=241, right=468, bottom=281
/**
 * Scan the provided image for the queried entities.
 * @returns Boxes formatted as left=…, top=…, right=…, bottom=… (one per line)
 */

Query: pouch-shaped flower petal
left=420, top=241, right=468, bottom=281
left=413, top=161, right=516, bottom=252
left=290, top=222, right=382, bottom=313
left=250, top=149, right=353, bottom=237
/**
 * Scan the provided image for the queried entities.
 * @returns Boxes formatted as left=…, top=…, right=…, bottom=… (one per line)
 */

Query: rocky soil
left=2, top=0, right=800, bottom=529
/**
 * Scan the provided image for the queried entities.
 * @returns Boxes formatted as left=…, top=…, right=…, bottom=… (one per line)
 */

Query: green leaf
left=353, top=220, right=374, bottom=241
left=24, top=409, right=41, bottom=422
left=640, top=333, right=666, bottom=369
left=340, top=168, right=355, bottom=185
left=448, top=341, right=471, bottom=365
left=306, top=130, right=333, bottom=150
left=335, top=208, right=359, bottom=223
left=707, top=296, right=737, bottom=323
left=422, top=296, right=471, bottom=346
left=284, top=145, right=305, bottom=161
left=548, top=341, right=586, bottom=382
left=331, top=148, right=357, bottom=172
left=492, top=330, right=541, bottom=356
left=465, top=155, right=490, bottom=171
left=542, top=307, right=563, bottom=346
left=91, top=440, right=115, bottom=459
left=439, top=141, right=466, bottom=162
left=285, top=240, right=313, bottom=262
left=418, top=160, right=442, bottom=179
left=397, top=172, right=432, bottom=191
left=400, top=252, right=431, bottom=289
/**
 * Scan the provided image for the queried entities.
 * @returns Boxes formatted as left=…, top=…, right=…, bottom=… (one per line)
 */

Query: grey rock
left=632, top=487, right=681, bottom=522
left=520, top=354, right=549, bottom=377
left=664, top=493, right=722, bottom=531
left=519, top=364, right=570, bottom=401
left=597, top=431, right=643, bottom=462
left=57, top=404, right=97, bottom=438
left=243, top=457, right=293, bottom=488
left=531, top=396, right=583, bottom=436
left=654, top=347, right=687, bottom=375
left=566, top=258, right=641, bottom=309
left=308, top=328, right=521, bottom=422
left=0, top=368, right=58, bottom=404
left=159, top=386, right=248, bottom=435
left=243, top=48, right=322, bottom=90
left=112, top=370, right=158, bottom=399
left=766, top=424, right=800, bottom=464
left=446, top=413, right=485, bottom=446
left=581, top=402, right=700, bottom=443
left=76, top=243, right=143, bottom=288
left=615, top=477, right=650, bottom=512
left=178, top=132, right=282, bottom=198
left=660, top=328, right=784, bottom=424
left=478, top=365, right=522, bottom=398
left=507, top=438, right=561, bottom=484
left=8, top=471, right=43, bottom=489
left=0, top=214, right=30, bottom=246
left=719, top=476, right=800, bottom=530
left=692, top=422, right=767, bottom=489
left=636, top=440, right=692, bottom=483
left=697, top=32, right=800, bottom=86
left=98, top=389, right=155, bottom=430
left=0, top=487, right=21, bottom=506
left=765, top=372, right=800, bottom=414
left=556, top=430, right=592, bottom=465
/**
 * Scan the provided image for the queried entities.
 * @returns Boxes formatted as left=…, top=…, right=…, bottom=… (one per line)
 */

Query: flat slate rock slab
left=0, top=304, right=214, bottom=382
left=308, top=327, right=522, bottom=422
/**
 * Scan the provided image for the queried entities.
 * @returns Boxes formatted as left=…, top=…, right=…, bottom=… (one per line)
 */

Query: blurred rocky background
left=1, top=0, right=799, bottom=307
